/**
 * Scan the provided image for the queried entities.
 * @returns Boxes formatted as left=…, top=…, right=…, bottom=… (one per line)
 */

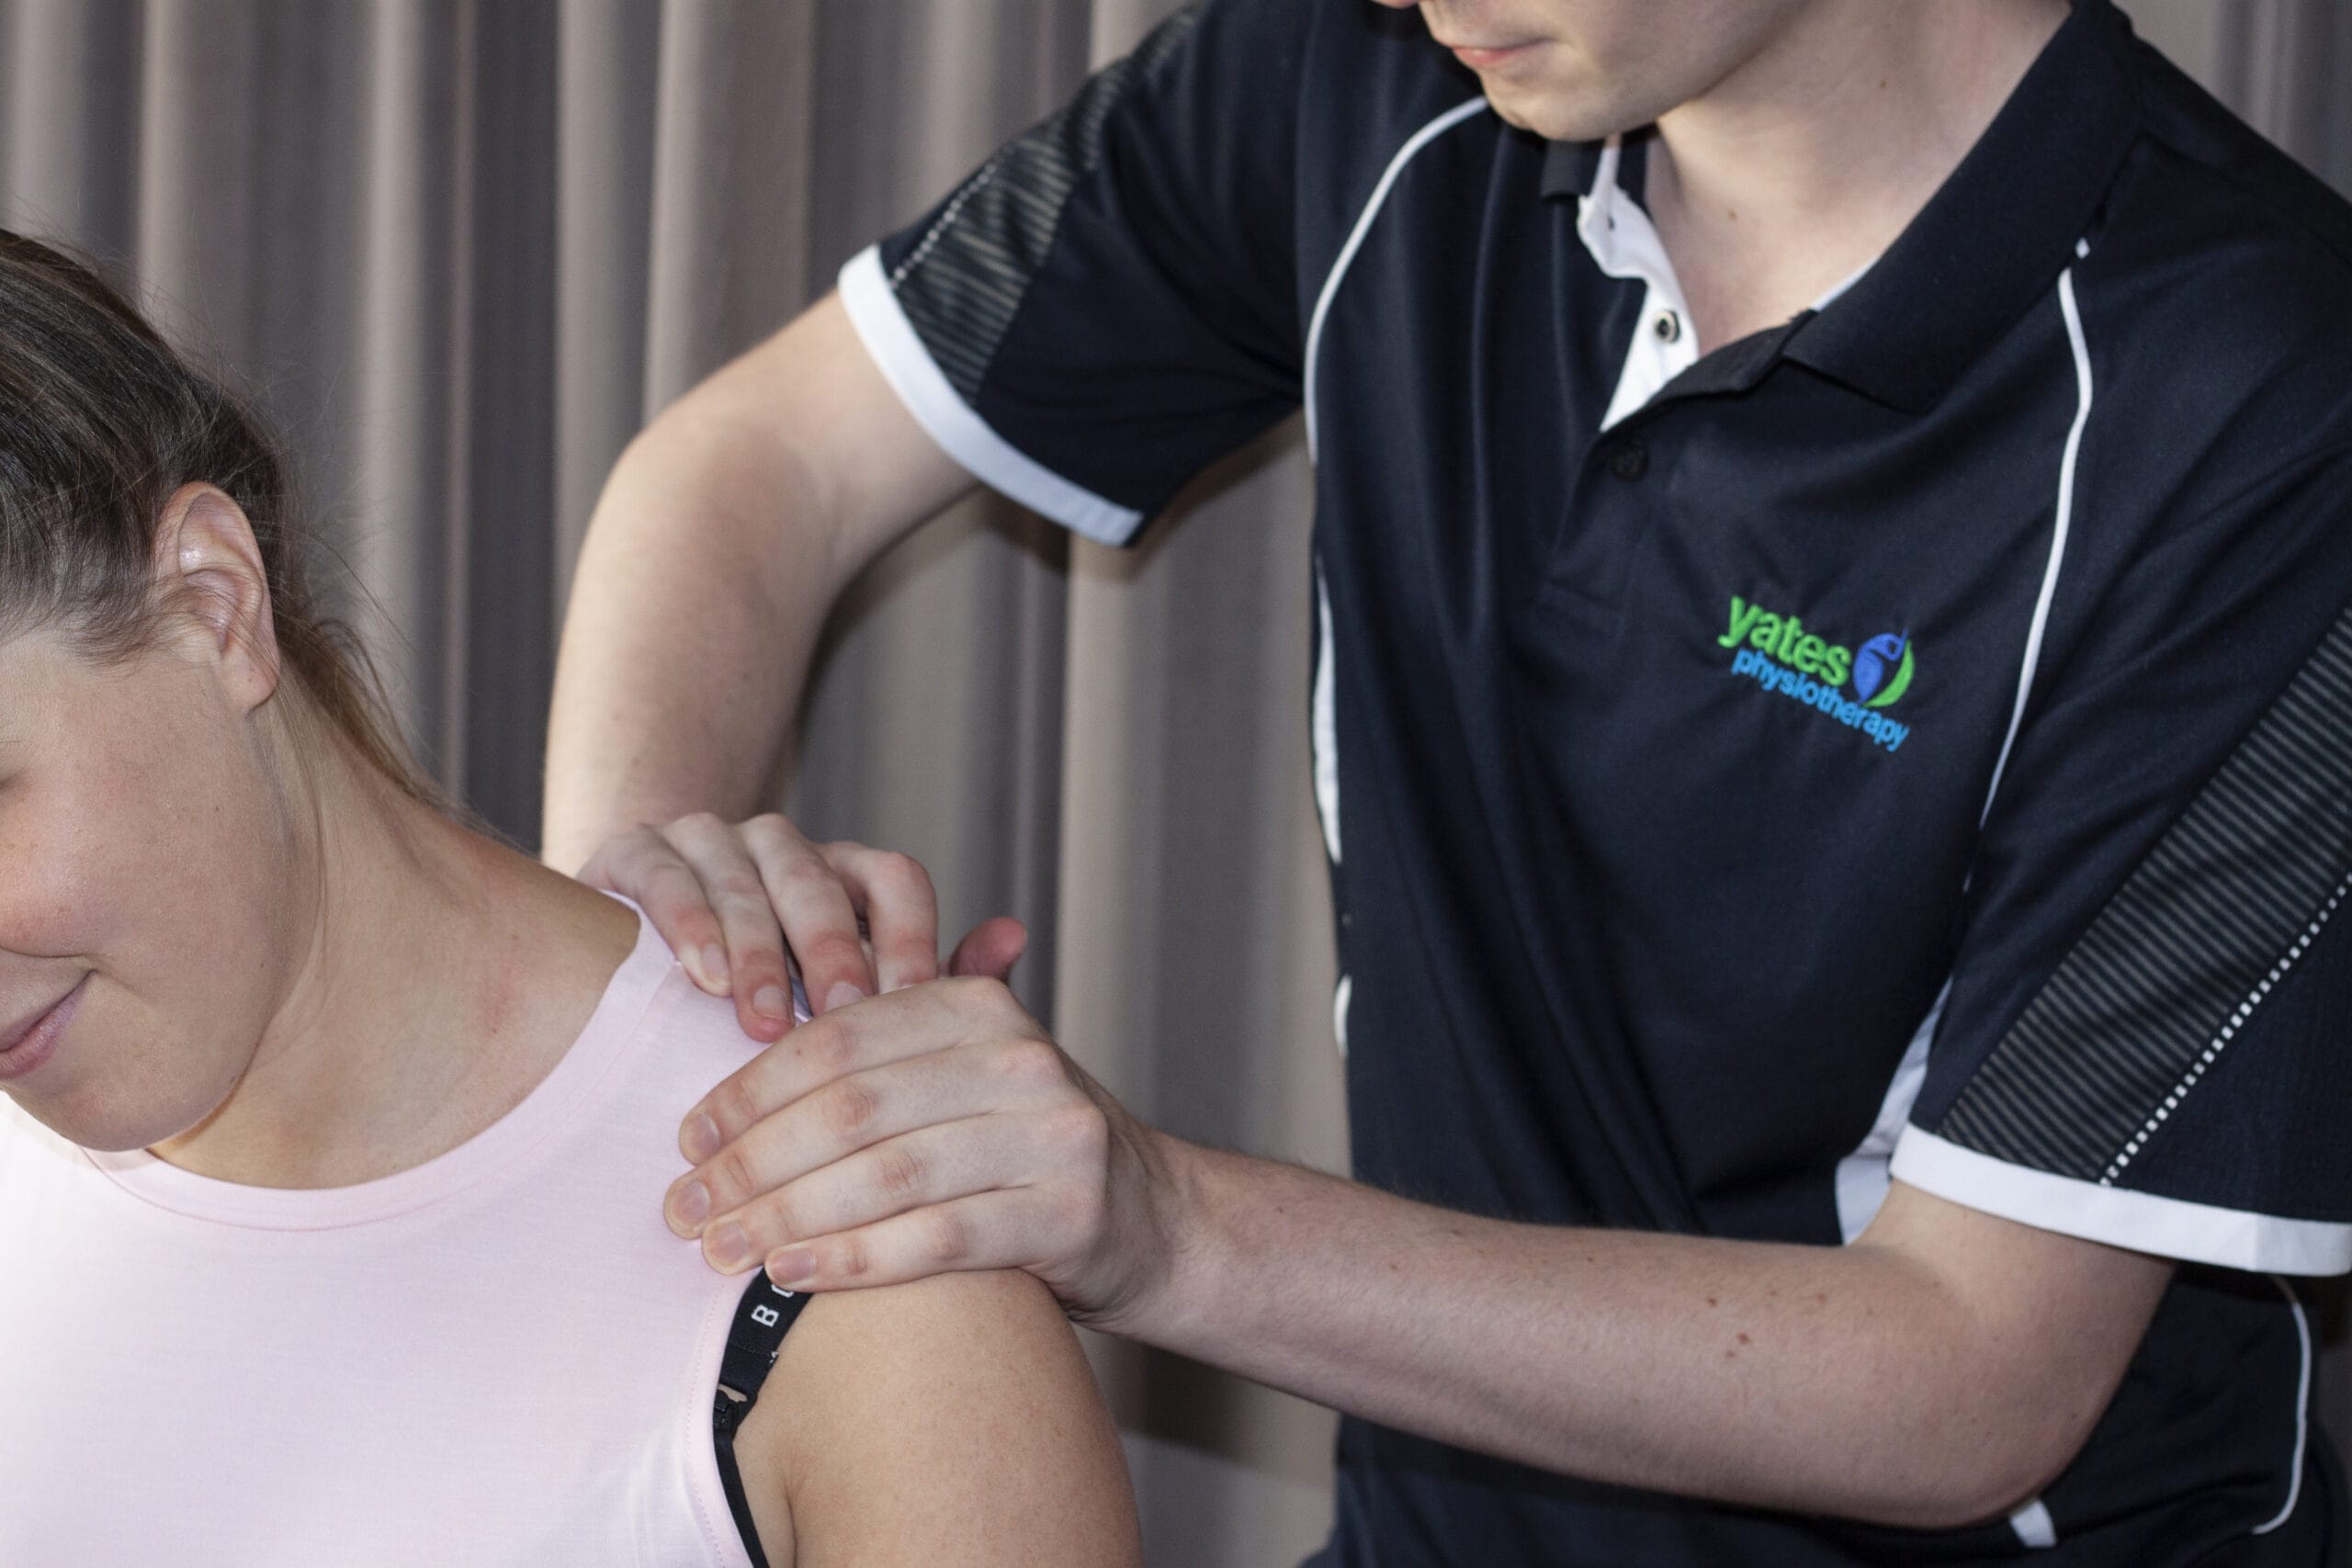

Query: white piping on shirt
left=1831, top=243, right=2097, bottom=1313
left=1302, top=98, right=1486, bottom=1053
left=2254, top=1275, right=2312, bottom=1535
left=1302, top=97, right=1489, bottom=460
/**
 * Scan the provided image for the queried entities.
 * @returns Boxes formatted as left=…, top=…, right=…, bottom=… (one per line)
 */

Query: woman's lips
left=0, top=976, right=86, bottom=1083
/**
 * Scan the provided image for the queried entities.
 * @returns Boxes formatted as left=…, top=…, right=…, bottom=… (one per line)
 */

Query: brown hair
left=0, top=231, right=435, bottom=803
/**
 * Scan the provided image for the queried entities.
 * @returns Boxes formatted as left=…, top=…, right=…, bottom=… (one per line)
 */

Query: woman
left=0, top=231, right=1141, bottom=1567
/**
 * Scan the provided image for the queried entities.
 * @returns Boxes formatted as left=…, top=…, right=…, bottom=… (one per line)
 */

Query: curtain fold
left=0, top=5, right=2340, bottom=1562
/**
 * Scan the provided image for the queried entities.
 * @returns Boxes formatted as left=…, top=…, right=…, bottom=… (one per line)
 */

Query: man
left=543, top=1, right=2352, bottom=1561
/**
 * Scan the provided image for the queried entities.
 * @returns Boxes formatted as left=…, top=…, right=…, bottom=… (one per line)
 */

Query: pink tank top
left=0, top=913, right=770, bottom=1566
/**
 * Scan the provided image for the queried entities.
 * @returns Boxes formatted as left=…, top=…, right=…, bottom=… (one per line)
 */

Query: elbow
left=1856, top=1416, right=2094, bottom=1533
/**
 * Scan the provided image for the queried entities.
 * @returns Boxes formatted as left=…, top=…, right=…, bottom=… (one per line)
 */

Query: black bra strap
left=713, top=1274, right=814, bottom=1568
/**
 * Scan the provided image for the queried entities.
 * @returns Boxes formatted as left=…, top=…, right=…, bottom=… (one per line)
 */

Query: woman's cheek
left=0, top=795, right=111, bottom=959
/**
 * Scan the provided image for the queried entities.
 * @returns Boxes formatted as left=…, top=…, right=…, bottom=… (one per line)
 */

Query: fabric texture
left=0, top=915, right=764, bottom=1566
left=0, top=3, right=2343, bottom=1564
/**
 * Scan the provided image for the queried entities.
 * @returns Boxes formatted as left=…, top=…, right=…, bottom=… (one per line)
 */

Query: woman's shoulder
left=734, top=1269, right=1141, bottom=1567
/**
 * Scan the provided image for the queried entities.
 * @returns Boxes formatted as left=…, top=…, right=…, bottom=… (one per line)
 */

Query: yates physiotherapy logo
left=1719, top=593, right=1916, bottom=753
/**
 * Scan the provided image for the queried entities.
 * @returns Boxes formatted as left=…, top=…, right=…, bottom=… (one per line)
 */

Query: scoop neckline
left=83, top=909, right=677, bottom=1230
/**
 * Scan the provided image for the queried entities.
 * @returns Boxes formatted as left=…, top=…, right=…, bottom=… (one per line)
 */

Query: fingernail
left=823, top=980, right=865, bottom=1013
left=707, top=1222, right=752, bottom=1271
left=752, top=985, right=789, bottom=1019
left=767, top=1248, right=817, bottom=1290
left=682, top=1112, right=721, bottom=1164
left=669, top=1179, right=711, bottom=1232
left=700, top=945, right=731, bottom=990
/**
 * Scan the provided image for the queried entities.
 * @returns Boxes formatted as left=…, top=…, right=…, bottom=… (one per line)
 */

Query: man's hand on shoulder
left=662, top=964, right=1181, bottom=1332
left=587, top=811, right=1178, bottom=1325
left=577, top=809, right=1027, bottom=1041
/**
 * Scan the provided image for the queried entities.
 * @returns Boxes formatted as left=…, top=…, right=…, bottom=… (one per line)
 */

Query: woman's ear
left=152, top=481, right=283, bottom=714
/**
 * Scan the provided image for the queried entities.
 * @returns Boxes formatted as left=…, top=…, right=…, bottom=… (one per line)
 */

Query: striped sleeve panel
left=887, top=9, right=1204, bottom=407
left=1896, top=604, right=2352, bottom=1274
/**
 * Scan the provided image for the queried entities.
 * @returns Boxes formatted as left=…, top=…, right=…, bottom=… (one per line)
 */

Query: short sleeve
left=1891, top=446, right=2352, bottom=1276
left=838, top=0, right=1312, bottom=546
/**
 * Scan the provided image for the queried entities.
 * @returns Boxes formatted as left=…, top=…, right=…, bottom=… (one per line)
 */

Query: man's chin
left=1475, top=82, right=1644, bottom=144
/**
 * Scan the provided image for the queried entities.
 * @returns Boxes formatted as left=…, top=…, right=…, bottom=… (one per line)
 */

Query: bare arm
left=1139, top=1151, right=2171, bottom=1529
left=545, top=290, right=970, bottom=868
left=667, top=981, right=2172, bottom=1532
left=737, top=1269, right=1142, bottom=1567
left=543, top=292, right=981, bottom=1029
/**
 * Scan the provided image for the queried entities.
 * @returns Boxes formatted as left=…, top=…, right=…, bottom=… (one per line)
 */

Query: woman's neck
left=151, top=748, right=639, bottom=1189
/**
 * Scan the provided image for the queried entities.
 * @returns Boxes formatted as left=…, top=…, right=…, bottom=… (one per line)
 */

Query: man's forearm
left=543, top=405, right=831, bottom=870
left=544, top=292, right=974, bottom=872
left=1131, top=1137, right=2165, bottom=1531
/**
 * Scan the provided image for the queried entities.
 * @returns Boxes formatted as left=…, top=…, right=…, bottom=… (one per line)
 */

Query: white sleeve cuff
left=1891, top=1125, right=2352, bottom=1276
left=836, top=245, right=1145, bottom=547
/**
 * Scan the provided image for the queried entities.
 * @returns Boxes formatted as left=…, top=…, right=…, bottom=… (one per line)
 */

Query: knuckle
left=919, top=1208, right=970, bottom=1266
left=778, top=853, right=843, bottom=896
left=713, top=871, right=773, bottom=909
left=877, top=851, right=934, bottom=897
left=1043, top=1102, right=1109, bottom=1159
left=588, top=828, right=649, bottom=874
left=819, top=1077, right=883, bottom=1141
left=672, top=810, right=727, bottom=838
left=715, top=1145, right=760, bottom=1208
left=831, top=1234, right=874, bottom=1281
left=756, top=1190, right=803, bottom=1245
left=945, top=974, right=1013, bottom=1019
left=992, top=1036, right=1066, bottom=1089
left=808, top=1020, right=864, bottom=1077
left=803, top=931, right=868, bottom=972
left=874, top=1142, right=926, bottom=1201
left=741, top=816, right=800, bottom=858
left=710, top=1075, right=763, bottom=1138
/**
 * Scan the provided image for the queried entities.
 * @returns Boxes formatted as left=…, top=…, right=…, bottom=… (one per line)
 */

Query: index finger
left=658, top=814, right=807, bottom=1043
left=579, top=826, right=734, bottom=995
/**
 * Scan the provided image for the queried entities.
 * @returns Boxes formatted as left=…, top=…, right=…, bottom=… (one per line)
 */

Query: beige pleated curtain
left=0, top=3, right=2342, bottom=1563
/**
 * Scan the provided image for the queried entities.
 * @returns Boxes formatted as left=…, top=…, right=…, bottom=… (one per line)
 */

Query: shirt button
left=1609, top=440, right=1649, bottom=481
left=1653, top=309, right=1682, bottom=344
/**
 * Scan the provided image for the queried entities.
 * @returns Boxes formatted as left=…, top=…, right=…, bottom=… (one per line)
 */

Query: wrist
left=1091, top=1130, right=1237, bottom=1351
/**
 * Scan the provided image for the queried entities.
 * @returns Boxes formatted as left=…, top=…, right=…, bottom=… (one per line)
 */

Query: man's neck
left=1645, top=0, right=2070, bottom=354
left=152, top=750, right=637, bottom=1189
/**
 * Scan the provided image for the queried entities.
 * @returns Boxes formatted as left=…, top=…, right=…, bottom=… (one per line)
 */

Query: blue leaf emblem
left=1853, top=632, right=1915, bottom=708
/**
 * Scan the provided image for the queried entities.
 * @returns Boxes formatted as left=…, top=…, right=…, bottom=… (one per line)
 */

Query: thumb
left=948, top=916, right=1028, bottom=982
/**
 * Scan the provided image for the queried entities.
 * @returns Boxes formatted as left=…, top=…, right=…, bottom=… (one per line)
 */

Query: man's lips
left=1441, top=38, right=1539, bottom=69
left=0, top=976, right=86, bottom=1078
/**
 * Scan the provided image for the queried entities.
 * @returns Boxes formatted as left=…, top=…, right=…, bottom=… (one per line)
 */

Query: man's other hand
left=575, top=811, right=1028, bottom=1041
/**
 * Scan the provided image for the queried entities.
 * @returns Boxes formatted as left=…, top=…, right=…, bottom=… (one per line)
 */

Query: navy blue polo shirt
left=836, top=2, right=2352, bottom=1562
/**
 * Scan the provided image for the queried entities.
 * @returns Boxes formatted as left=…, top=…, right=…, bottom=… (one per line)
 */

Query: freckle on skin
left=1736, top=1333, right=1750, bottom=1346
left=1705, top=1297, right=1718, bottom=1308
